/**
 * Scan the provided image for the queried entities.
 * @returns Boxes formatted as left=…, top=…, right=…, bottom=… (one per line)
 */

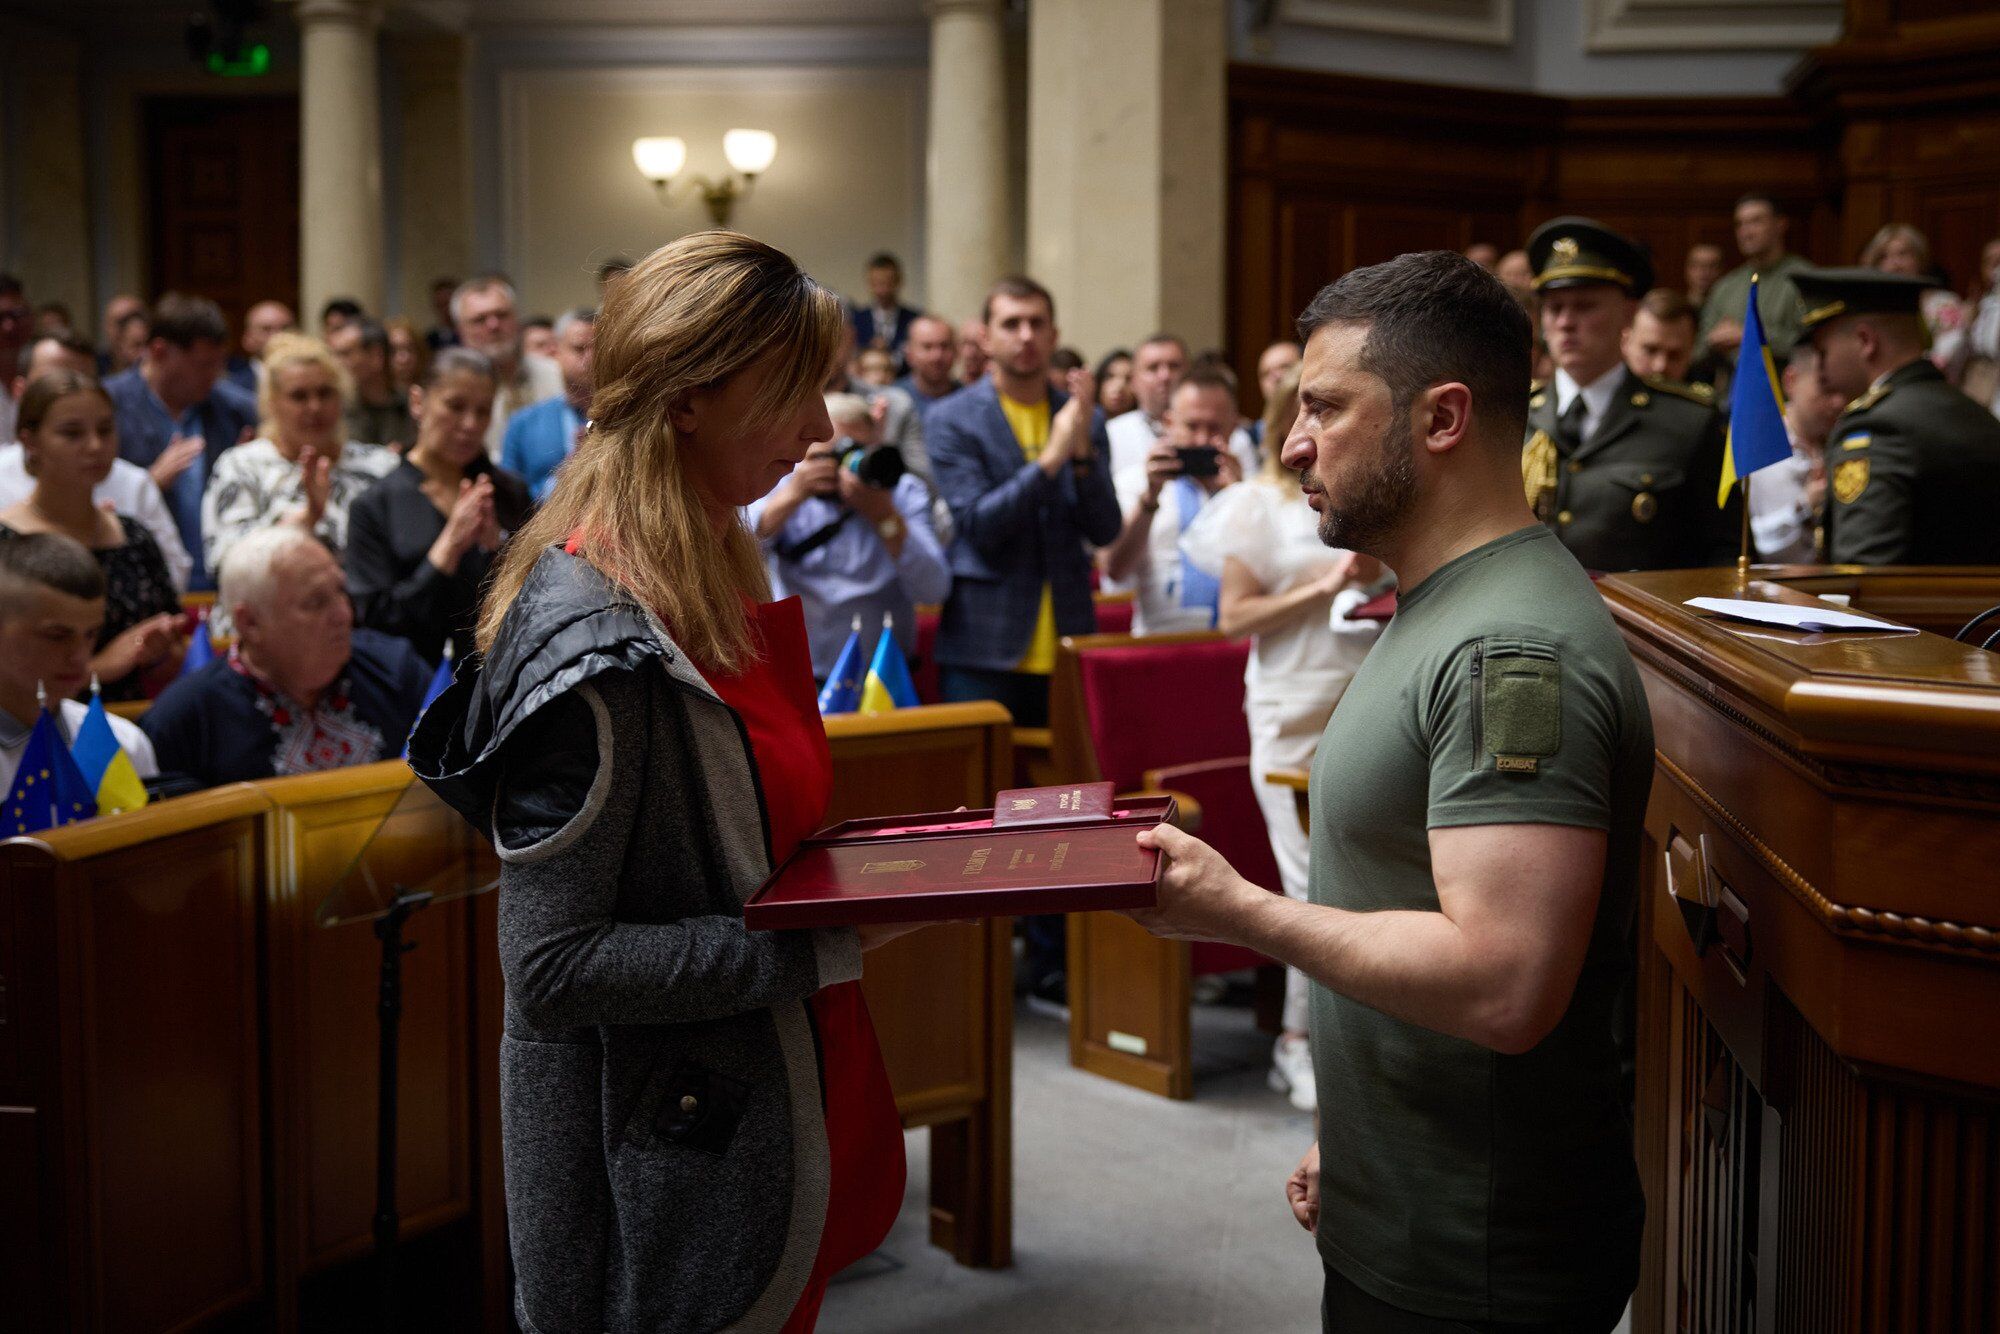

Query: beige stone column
left=1027, top=0, right=1226, bottom=357
left=925, top=0, right=1012, bottom=324
left=293, top=0, right=386, bottom=319
left=392, top=32, right=474, bottom=320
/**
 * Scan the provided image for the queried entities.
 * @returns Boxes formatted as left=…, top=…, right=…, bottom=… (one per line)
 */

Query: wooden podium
left=1600, top=568, right=2000, bottom=1334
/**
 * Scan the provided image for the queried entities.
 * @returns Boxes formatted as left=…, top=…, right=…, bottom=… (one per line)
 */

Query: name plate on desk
left=743, top=794, right=1174, bottom=930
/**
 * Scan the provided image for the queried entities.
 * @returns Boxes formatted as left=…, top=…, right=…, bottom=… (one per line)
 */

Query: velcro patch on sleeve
left=1479, top=639, right=1561, bottom=771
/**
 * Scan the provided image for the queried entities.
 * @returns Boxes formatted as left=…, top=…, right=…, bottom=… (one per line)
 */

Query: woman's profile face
left=677, top=347, right=836, bottom=510
left=412, top=369, right=496, bottom=469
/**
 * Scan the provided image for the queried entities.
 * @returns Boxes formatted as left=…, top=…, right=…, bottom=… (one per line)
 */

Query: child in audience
left=0, top=531, right=157, bottom=794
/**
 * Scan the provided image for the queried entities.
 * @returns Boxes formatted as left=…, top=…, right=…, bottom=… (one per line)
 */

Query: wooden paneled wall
left=1230, top=15, right=2000, bottom=410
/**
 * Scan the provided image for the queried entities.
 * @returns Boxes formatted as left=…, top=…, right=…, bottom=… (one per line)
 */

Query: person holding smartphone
left=1099, top=362, right=1244, bottom=635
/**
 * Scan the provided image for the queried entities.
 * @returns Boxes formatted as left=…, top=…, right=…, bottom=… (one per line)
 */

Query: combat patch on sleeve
left=1834, top=456, right=1869, bottom=505
left=1477, top=638, right=1562, bottom=773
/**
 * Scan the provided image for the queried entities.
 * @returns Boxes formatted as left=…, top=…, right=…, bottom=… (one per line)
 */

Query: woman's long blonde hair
left=1258, top=363, right=1302, bottom=488
left=476, top=231, right=843, bottom=673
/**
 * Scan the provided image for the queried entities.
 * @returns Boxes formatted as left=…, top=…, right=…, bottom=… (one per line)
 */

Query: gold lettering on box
left=1050, top=841, right=1070, bottom=872
left=1007, top=848, right=1038, bottom=870
left=862, top=860, right=925, bottom=874
left=962, top=847, right=992, bottom=877
left=1009, top=798, right=1036, bottom=811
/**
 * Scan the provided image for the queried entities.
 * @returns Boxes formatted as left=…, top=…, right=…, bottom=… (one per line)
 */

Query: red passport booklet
left=742, top=794, right=1176, bottom=930
left=992, top=780, right=1114, bottom=826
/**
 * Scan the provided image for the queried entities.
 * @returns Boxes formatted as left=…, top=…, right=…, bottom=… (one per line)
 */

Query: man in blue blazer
left=849, top=252, right=921, bottom=359
left=502, top=307, right=595, bottom=500
left=104, top=294, right=258, bottom=591
left=925, top=275, right=1120, bottom=731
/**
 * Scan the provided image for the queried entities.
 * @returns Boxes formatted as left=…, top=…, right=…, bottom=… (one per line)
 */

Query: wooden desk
left=823, top=702, right=1015, bottom=1267
left=1265, top=766, right=1310, bottom=833
left=1601, top=569, right=2000, bottom=1334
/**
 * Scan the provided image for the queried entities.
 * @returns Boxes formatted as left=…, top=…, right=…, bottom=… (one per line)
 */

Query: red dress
left=707, top=595, right=907, bottom=1333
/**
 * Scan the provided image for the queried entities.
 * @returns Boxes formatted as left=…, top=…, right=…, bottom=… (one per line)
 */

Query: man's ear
left=1423, top=383, right=1474, bottom=456
left=232, top=603, right=259, bottom=644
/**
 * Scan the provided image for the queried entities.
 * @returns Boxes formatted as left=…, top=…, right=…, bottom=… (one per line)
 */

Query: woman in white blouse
left=201, top=332, right=398, bottom=574
left=1178, top=365, right=1385, bottom=1112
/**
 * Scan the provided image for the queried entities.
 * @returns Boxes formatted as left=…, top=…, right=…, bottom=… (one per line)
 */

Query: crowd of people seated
left=3, top=203, right=1999, bottom=1098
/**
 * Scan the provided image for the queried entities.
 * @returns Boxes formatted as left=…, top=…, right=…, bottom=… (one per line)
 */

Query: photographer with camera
left=748, top=392, right=950, bottom=682
left=1100, top=363, right=1244, bottom=635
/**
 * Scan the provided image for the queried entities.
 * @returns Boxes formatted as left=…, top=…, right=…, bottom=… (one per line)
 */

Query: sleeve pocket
left=1477, top=639, right=1562, bottom=768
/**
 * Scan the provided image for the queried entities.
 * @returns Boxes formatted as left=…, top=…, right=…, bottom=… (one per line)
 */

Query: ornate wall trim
left=1585, top=0, right=1841, bottom=54
left=1277, top=0, right=1514, bottom=47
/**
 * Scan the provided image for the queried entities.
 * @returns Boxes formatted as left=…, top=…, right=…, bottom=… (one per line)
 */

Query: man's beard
left=1312, top=414, right=1418, bottom=555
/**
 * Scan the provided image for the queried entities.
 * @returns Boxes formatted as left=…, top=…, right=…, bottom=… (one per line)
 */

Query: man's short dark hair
left=1735, top=192, right=1783, bottom=216
left=0, top=530, right=107, bottom=612
left=1638, top=288, right=1697, bottom=330
left=1050, top=346, right=1085, bottom=373
left=867, top=252, right=901, bottom=273
left=982, top=275, right=1056, bottom=325
left=1138, top=332, right=1189, bottom=357
left=431, top=276, right=458, bottom=294
left=149, top=292, right=229, bottom=348
left=1297, top=250, right=1532, bottom=443
left=320, top=296, right=365, bottom=325
left=1177, top=362, right=1239, bottom=401
left=524, top=315, right=554, bottom=333
left=17, top=331, right=95, bottom=375
left=0, top=274, right=23, bottom=300
left=348, top=317, right=389, bottom=353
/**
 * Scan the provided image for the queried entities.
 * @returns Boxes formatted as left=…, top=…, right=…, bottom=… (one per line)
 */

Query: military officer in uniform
left=1521, top=217, right=1738, bottom=571
left=1796, top=267, right=2000, bottom=566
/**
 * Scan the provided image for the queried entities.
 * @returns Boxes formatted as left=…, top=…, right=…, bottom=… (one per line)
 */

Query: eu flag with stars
left=6, top=707, right=98, bottom=835
left=817, top=617, right=866, bottom=716
left=1718, top=273, right=1794, bottom=506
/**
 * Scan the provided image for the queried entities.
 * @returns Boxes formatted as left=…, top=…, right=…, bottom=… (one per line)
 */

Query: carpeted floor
left=821, top=998, right=1326, bottom=1333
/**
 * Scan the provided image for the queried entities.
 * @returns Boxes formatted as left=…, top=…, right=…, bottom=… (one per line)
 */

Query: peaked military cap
left=1794, top=267, right=1934, bottom=335
left=1527, top=217, right=1653, bottom=297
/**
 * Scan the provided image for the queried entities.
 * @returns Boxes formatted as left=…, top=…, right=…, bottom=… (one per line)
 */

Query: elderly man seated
left=141, top=526, right=431, bottom=787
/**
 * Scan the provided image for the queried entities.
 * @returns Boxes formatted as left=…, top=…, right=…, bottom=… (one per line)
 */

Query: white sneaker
left=1269, top=1035, right=1316, bottom=1112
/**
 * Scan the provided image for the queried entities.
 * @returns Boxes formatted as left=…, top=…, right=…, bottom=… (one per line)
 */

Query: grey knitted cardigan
left=410, top=546, right=863, bottom=1332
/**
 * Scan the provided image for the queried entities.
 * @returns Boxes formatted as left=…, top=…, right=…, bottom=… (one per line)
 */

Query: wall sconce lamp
left=632, top=129, right=777, bottom=227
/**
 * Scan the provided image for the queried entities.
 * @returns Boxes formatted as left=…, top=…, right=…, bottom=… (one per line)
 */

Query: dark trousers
left=938, top=665, right=1051, bottom=729
left=1322, top=1265, right=1626, bottom=1334
left=938, top=664, right=1062, bottom=981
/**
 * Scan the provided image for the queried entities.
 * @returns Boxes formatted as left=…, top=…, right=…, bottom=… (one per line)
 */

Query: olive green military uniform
left=1824, top=357, right=2000, bottom=565
left=1699, top=253, right=1811, bottom=361
left=1521, top=368, right=1738, bottom=572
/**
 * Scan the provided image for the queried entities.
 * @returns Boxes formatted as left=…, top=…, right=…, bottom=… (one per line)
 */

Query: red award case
left=742, top=793, right=1176, bottom=930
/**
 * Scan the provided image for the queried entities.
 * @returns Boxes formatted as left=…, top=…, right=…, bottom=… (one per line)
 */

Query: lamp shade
left=723, top=128, right=777, bottom=176
left=632, top=136, right=687, bottom=182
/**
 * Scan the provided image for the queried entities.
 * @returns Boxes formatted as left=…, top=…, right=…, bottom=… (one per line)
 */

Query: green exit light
left=206, top=43, right=271, bottom=78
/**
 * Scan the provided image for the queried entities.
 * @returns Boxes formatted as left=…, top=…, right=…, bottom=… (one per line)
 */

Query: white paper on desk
left=1685, top=597, right=1919, bottom=634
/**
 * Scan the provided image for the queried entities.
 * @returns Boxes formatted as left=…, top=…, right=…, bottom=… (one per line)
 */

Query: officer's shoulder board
left=1528, top=381, right=1548, bottom=410
left=1639, top=375, right=1716, bottom=408
left=1844, top=381, right=1893, bottom=416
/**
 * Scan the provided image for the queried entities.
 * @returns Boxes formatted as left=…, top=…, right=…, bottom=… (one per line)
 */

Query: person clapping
left=346, top=348, right=532, bottom=667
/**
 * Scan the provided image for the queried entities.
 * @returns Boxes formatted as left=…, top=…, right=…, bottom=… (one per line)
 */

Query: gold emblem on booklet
left=1009, top=798, right=1036, bottom=811
left=862, top=860, right=926, bottom=874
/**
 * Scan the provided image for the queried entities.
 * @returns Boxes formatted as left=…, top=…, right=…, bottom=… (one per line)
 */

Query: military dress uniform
left=1520, top=217, right=1739, bottom=572
left=1798, top=268, right=2000, bottom=566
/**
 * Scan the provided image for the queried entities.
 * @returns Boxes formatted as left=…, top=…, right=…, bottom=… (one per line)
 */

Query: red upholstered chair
left=1091, top=591, right=1134, bottom=638
left=912, top=605, right=942, bottom=705
left=1048, top=632, right=1284, bottom=1098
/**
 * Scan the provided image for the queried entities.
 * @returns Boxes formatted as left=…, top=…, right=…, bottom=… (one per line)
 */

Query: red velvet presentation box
left=743, top=793, right=1177, bottom=930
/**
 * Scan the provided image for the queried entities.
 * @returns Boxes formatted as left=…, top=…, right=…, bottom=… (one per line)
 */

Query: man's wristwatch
left=876, top=514, right=904, bottom=542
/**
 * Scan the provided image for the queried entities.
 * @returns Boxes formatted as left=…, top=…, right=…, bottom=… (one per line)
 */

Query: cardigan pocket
left=626, top=1056, right=751, bottom=1158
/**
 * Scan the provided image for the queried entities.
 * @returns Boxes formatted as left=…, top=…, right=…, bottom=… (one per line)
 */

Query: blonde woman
left=1178, top=364, right=1384, bottom=1111
left=411, top=233, right=928, bottom=1333
left=1861, top=223, right=1970, bottom=373
left=201, top=332, right=398, bottom=572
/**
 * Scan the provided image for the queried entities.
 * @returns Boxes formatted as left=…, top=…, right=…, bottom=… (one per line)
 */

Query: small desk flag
left=817, top=616, right=865, bottom=716
left=859, top=615, right=919, bottom=715
left=1718, top=273, right=1793, bottom=506
left=180, top=609, right=216, bottom=676
left=71, top=685, right=148, bottom=815
left=6, top=703, right=98, bottom=835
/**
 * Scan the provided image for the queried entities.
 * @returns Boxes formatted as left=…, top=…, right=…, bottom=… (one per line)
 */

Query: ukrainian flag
left=5, top=704, right=97, bottom=834
left=71, top=686, right=148, bottom=815
left=858, top=615, right=919, bottom=715
left=1718, top=273, right=1794, bottom=506
left=817, top=616, right=866, bottom=716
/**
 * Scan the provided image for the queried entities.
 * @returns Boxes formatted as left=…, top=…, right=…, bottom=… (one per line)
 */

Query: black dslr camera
left=838, top=442, right=906, bottom=490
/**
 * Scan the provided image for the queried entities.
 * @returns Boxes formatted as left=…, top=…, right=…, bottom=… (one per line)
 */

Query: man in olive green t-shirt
left=1129, top=251, right=1650, bottom=1332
